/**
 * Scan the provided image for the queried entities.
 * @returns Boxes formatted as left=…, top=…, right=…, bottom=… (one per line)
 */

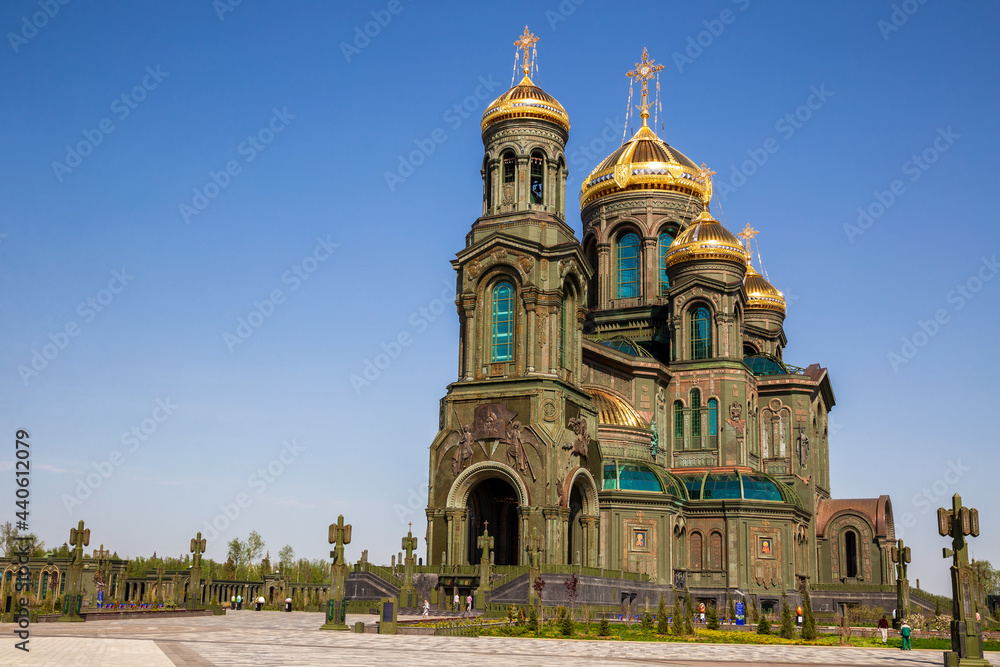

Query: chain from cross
left=626, top=48, right=664, bottom=120
left=328, top=514, right=352, bottom=566
left=190, top=532, right=207, bottom=569
left=515, top=26, right=538, bottom=77
left=891, top=538, right=911, bottom=581
left=401, top=523, right=418, bottom=563
left=68, top=520, right=90, bottom=566
left=477, top=521, right=495, bottom=563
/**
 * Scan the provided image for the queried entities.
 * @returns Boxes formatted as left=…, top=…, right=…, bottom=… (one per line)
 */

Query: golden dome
left=744, top=264, right=786, bottom=313
left=481, top=75, right=570, bottom=134
left=662, top=210, right=747, bottom=270
left=586, top=388, right=647, bottom=428
left=579, top=124, right=706, bottom=208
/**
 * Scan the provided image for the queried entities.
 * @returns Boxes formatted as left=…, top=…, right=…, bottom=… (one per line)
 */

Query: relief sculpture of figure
left=563, top=416, right=589, bottom=459
left=505, top=420, right=542, bottom=482
left=437, top=420, right=482, bottom=477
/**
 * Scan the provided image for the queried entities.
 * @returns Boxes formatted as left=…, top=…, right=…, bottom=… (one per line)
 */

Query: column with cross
left=400, top=523, right=418, bottom=607
left=939, top=494, right=988, bottom=666
left=525, top=528, right=544, bottom=606
left=188, top=532, right=206, bottom=609
left=890, top=538, right=911, bottom=624
left=320, top=515, right=351, bottom=631
left=58, top=520, right=90, bottom=622
left=476, top=522, right=495, bottom=608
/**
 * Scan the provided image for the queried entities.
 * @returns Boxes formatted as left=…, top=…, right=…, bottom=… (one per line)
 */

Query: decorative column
left=320, top=514, right=351, bottom=631
left=938, top=494, right=988, bottom=667
left=597, top=243, right=611, bottom=307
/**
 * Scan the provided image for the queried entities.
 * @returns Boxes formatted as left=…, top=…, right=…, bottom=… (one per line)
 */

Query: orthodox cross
left=891, top=538, right=911, bottom=581
left=328, top=515, right=352, bottom=566
left=190, top=532, right=207, bottom=569
left=738, top=222, right=759, bottom=253
left=939, top=493, right=979, bottom=566
left=68, top=520, right=90, bottom=566
left=401, top=523, right=418, bottom=563
left=515, top=26, right=539, bottom=77
left=477, top=522, right=494, bottom=563
left=626, top=48, right=664, bottom=123
left=697, top=163, right=717, bottom=207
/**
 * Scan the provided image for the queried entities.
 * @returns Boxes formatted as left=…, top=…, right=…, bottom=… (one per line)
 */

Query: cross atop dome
left=514, top=26, right=539, bottom=78
left=696, top=163, right=716, bottom=207
left=627, top=48, right=664, bottom=126
left=738, top=223, right=759, bottom=253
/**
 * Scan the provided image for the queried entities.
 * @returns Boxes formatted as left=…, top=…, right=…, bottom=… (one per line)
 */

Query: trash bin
left=285, top=598, right=292, bottom=612
left=255, top=599, right=263, bottom=611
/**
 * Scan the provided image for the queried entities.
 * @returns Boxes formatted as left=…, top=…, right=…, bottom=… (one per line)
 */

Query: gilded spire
left=514, top=26, right=539, bottom=79
left=626, top=48, right=664, bottom=126
left=696, top=163, right=716, bottom=208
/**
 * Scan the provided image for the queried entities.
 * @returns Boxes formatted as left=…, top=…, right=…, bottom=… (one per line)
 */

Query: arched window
left=658, top=231, right=673, bottom=294
left=491, top=282, right=514, bottom=362
left=690, top=389, right=702, bottom=448
left=530, top=151, right=544, bottom=204
left=502, top=151, right=516, bottom=185
left=674, top=400, right=685, bottom=449
left=844, top=529, right=859, bottom=578
left=690, top=532, right=703, bottom=571
left=616, top=232, right=640, bottom=298
left=709, top=532, right=723, bottom=570
left=690, top=306, right=711, bottom=359
left=708, top=398, right=719, bottom=448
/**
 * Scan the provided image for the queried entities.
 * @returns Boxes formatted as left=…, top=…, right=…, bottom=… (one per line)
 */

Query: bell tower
left=426, top=28, right=600, bottom=569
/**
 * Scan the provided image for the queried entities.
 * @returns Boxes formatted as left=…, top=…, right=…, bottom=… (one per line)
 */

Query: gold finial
left=738, top=223, right=759, bottom=253
left=515, top=26, right=539, bottom=78
left=627, top=48, right=664, bottom=126
left=696, top=162, right=716, bottom=207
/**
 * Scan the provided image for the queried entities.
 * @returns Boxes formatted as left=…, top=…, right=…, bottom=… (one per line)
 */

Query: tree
left=727, top=591, right=735, bottom=623
left=707, top=605, right=720, bottom=630
left=278, top=544, right=295, bottom=573
left=564, top=573, right=579, bottom=614
left=532, top=575, right=546, bottom=610
left=671, top=591, right=685, bottom=636
left=0, top=522, right=45, bottom=558
left=227, top=538, right=246, bottom=575
left=801, top=587, right=817, bottom=640
left=779, top=592, right=796, bottom=639
left=683, top=588, right=695, bottom=635
left=657, top=593, right=669, bottom=634
left=527, top=604, right=539, bottom=633
left=260, top=551, right=272, bottom=577
left=758, top=615, right=772, bottom=635
left=245, top=531, right=265, bottom=576
left=597, top=613, right=611, bottom=636
left=222, top=556, right=236, bottom=580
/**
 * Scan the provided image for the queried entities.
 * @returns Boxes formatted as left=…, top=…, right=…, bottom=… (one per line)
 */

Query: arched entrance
left=466, top=477, right=520, bottom=565
left=567, top=483, right=584, bottom=564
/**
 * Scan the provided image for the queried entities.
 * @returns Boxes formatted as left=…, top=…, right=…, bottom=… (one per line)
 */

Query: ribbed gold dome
left=586, top=388, right=647, bottom=428
left=580, top=124, right=706, bottom=208
left=744, top=264, right=786, bottom=313
left=663, top=210, right=747, bottom=270
left=481, top=75, right=570, bottom=134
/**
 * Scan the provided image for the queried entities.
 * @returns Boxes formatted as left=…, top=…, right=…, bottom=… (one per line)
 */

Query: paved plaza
left=2, top=612, right=997, bottom=666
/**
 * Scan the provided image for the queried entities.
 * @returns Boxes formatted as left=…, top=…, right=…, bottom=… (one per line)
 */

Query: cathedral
left=425, top=29, right=896, bottom=609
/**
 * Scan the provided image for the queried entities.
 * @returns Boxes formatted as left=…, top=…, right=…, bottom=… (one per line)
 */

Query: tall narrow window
left=844, top=530, right=859, bottom=578
left=491, top=282, right=514, bottom=362
left=658, top=231, right=673, bottom=294
left=690, top=532, right=703, bottom=571
left=530, top=151, right=544, bottom=204
left=690, top=306, right=711, bottom=360
left=708, top=398, right=719, bottom=448
left=691, top=389, right=702, bottom=448
left=616, top=233, right=640, bottom=298
left=502, top=151, right=515, bottom=184
left=709, top=532, right=723, bottom=570
left=674, top=400, right=685, bottom=449
left=559, top=300, right=567, bottom=369
left=486, top=162, right=494, bottom=209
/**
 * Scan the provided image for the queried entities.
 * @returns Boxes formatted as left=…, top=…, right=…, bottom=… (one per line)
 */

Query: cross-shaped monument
left=891, top=538, right=911, bottom=622
left=938, top=493, right=988, bottom=667
left=58, top=520, right=89, bottom=622
left=321, top=515, right=352, bottom=631
left=188, top=532, right=207, bottom=609
left=400, top=523, right=419, bottom=607
left=329, top=514, right=352, bottom=566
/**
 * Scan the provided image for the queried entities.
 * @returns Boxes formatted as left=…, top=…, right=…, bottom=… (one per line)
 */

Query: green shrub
left=707, top=606, right=720, bottom=630
left=597, top=614, right=611, bottom=636
left=780, top=593, right=795, bottom=639
left=560, top=612, right=575, bottom=636
left=527, top=605, right=539, bottom=633
left=800, top=588, right=817, bottom=640
left=757, top=617, right=772, bottom=635
left=657, top=593, right=669, bottom=634
left=683, top=589, right=695, bottom=636
left=671, top=593, right=684, bottom=636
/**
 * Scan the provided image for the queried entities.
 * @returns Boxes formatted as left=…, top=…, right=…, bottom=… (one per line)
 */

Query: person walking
left=900, top=619, right=912, bottom=650
left=877, top=616, right=889, bottom=644
left=466, top=594, right=472, bottom=612
left=236, top=594, right=242, bottom=611
left=422, top=599, right=430, bottom=617
left=453, top=593, right=459, bottom=612
left=230, top=595, right=236, bottom=610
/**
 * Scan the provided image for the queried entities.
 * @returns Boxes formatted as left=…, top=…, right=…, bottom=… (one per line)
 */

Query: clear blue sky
left=1, top=1, right=997, bottom=593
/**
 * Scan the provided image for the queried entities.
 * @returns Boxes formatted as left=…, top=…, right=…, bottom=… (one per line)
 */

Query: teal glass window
left=703, top=474, right=742, bottom=500
left=673, top=400, right=684, bottom=448
left=690, top=388, right=702, bottom=447
left=617, top=464, right=663, bottom=492
left=690, top=306, right=711, bottom=359
left=681, top=475, right=703, bottom=500
left=491, top=282, right=514, bottom=362
left=658, top=231, right=673, bottom=294
left=616, top=233, right=640, bottom=298
left=708, top=398, right=718, bottom=448
left=603, top=463, right=618, bottom=490
left=742, top=475, right=783, bottom=501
